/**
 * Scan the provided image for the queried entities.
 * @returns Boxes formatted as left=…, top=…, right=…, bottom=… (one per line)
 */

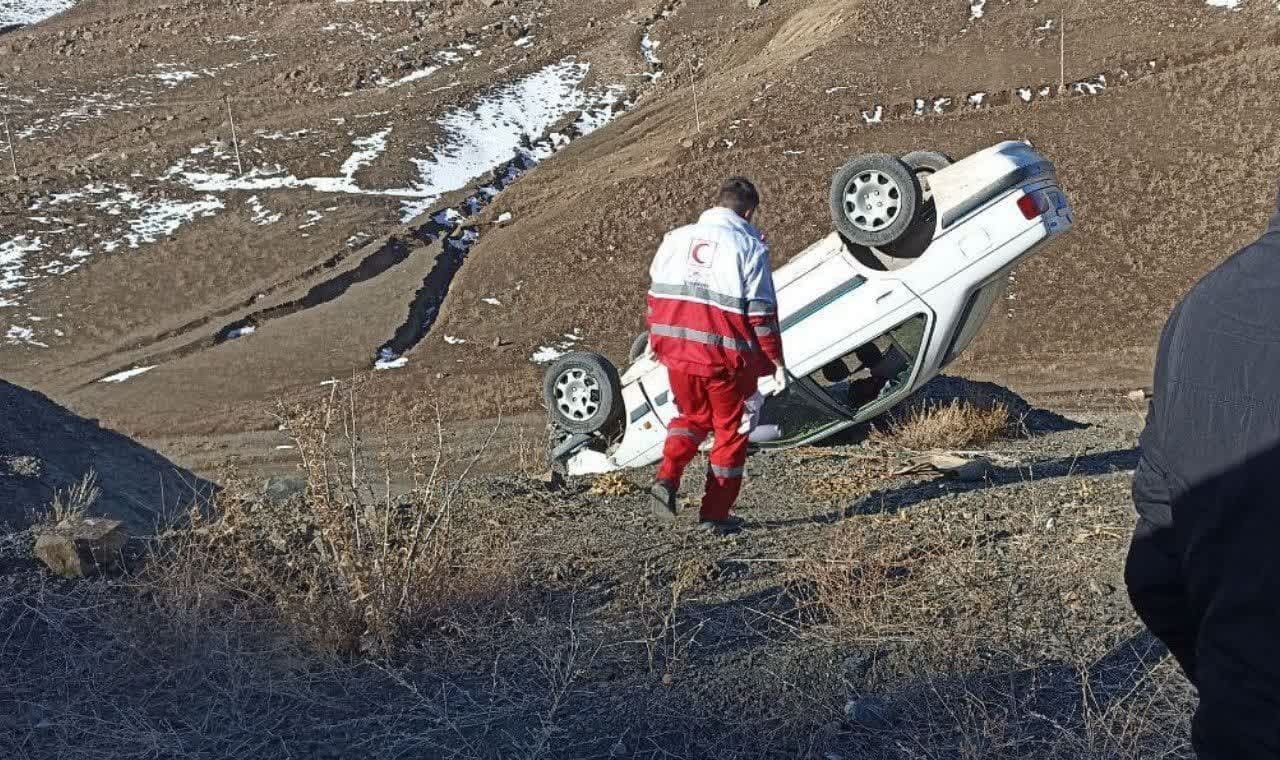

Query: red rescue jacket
left=646, top=207, right=784, bottom=378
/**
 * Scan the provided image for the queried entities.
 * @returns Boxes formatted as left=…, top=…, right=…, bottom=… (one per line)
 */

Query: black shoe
left=696, top=515, right=745, bottom=536
left=649, top=481, right=678, bottom=524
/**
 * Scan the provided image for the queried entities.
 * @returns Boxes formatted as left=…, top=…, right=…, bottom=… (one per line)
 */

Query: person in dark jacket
left=1128, top=184, right=1280, bottom=758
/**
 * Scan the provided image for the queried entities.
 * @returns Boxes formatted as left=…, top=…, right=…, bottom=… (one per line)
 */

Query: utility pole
left=691, top=57, right=702, bottom=134
left=1059, top=12, right=1066, bottom=94
left=224, top=96, right=244, bottom=176
left=2, top=109, right=18, bottom=180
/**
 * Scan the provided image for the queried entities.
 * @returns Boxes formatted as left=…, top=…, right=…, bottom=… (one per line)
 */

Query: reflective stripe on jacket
left=646, top=207, right=783, bottom=378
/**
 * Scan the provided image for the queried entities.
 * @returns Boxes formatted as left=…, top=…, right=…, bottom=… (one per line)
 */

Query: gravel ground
left=0, top=389, right=1196, bottom=759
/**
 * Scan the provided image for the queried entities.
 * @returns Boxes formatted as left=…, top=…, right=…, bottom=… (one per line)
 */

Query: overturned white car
left=544, top=141, right=1075, bottom=474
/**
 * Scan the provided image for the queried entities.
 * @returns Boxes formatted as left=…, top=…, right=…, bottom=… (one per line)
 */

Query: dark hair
left=717, top=176, right=760, bottom=216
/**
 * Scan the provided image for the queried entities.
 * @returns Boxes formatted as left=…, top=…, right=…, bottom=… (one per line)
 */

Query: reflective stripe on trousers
left=656, top=368, right=757, bottom=521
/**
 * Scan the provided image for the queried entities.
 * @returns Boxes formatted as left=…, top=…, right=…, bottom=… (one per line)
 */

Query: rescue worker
left=645, top=177, right=787, bottom=534
left=1128, top=183, right=1280, bottom=758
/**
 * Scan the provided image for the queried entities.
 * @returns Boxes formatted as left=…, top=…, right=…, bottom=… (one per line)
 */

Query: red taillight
left=1018, top=193, right=1043, bottom=220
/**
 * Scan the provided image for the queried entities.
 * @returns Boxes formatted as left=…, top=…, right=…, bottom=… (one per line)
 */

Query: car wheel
left=901, top=150, right=953, bottom=202
left=628, top=332, right=649, bottom=363
left=830, top=154, right=922, bottom=249
left=543, top=352, right=623, bottom=435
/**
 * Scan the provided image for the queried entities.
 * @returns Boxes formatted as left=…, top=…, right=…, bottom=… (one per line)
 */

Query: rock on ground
left=33, top=517, right=127, bottom=578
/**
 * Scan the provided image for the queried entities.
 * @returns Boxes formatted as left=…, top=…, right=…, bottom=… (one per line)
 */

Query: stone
left=34, top=518, right=127, bottom=578
left=842, top=651, right=875, bottom=681
left=263, top=475, right=306, bottom=504
left=892, top=454, right=994, bottom=482
left=540, top=469, right=565, bottom=492
left=843, top=695, right=897, bottom=730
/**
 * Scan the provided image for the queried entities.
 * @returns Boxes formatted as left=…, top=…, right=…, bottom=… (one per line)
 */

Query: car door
left=754, top=300, right=936, bottom=449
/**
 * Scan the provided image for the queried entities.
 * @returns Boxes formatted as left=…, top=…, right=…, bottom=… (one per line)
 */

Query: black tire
left=543, top=351, right=623, bottom=435
left=902, top=150, right=953, bottom=203
left=830, top=154, right=922, bottom=249
left=901, top=150, right=954, bottom=177
left=628, top=332, right=649, bottom=363
left=875, top=151, right=954, bottom=259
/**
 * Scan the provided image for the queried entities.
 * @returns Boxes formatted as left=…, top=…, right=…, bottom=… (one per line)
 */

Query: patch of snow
left=913, top=98, right=926, bottom=116
left=151, top=69, right=201, bottom=87
left=255, top=129, right=310, bottom=141
left=398, top=60, right=616, bottom=222
left=443, top=335, right=466, bottom=345
left=933, top=97, right=952, bottom=113
left=968, top=92, right=986, bottom=107
left=573, top=86, right=629, bottom=135
left=531, top=345, right=567, bottom=364
left=99, top=365, right=156, bottom=383
left=123, top=195, right=224, bottom=248
left=374, top=355, right=408, bottom=370
left=641, top=34, right=662, bottom=66
left=1206, top=0, right=1242, bottom=8
left=1036, top=19, right=1055, bottom=31
left=298, top=210, right=323, bottom=229
left=387, top=65, right=442, bottom=88
left=495, top=212, right=513, bottom=225
left=482, top=297, right=502, bottom=306
left=169, top=129, right=394, bottom=198
left=0, top=0, right=77, bottom=26
left=1072, top=74, right=1107, bottom=96
left=969, top=0, right=986, bottom=20
left=1, top=236, right=43, bottom=295
left=861, top=105, right=883, bottom=124
left=513, top=36, right=533, bottom=48
left=531, top=331, right=584, bottom=364
left=226, top=325, right=256, bottom=339
left=246, top=195, right=282, bottom=225
left=1017, top=87, right=1034, bottom=103
left=5, top=325, right=46, bottom=347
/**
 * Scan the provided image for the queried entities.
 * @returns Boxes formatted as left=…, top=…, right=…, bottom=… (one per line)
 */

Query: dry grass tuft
left=802, top=458, right=890, bottom=502
left=147, top=379, right=521, bottom=657
left=590, top=472, right=639, bottom=497
left=874, top=399, right=1014, bottom=451
left=791, top=474, right=1193, bottom=757
left=47, top=471, right=101, bottom=524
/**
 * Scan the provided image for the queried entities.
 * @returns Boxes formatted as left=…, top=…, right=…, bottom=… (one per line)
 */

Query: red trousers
left=656, top=369, right=758, bottom=521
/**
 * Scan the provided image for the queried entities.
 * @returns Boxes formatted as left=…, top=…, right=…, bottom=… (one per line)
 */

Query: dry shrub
left=794, top=475, right=1192, bottom=757
left=149, top=379, right=521, bottom=656
left=796, top=476, right=1138, bottom=675
left=801, top=458, right=889, bottom=502
left=874, top=399, right=1014, bottom=451
left=590, top=472, right=639, bottom=497
left=47, top=471, right=101, bottom=523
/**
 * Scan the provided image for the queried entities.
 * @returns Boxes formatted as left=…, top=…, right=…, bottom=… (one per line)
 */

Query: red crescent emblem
left=691, top=242, right=712, bottom=265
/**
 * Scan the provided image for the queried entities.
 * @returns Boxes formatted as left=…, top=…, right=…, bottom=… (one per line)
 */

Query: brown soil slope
left=419, top=0, right=1280, bottom=414
left=3, top=0, right=1278, bottom=438
left=0, top=379, right=212, bottom=531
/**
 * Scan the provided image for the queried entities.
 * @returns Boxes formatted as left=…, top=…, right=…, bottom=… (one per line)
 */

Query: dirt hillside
left=2, top=0, right=1277, bottom=445
left=0, top=378, right=212, bottom=531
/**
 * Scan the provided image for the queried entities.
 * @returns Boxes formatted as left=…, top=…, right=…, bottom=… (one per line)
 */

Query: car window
left=814, top=314, right=928, bottom=415
left=755, top=313, right=930, bottom=448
